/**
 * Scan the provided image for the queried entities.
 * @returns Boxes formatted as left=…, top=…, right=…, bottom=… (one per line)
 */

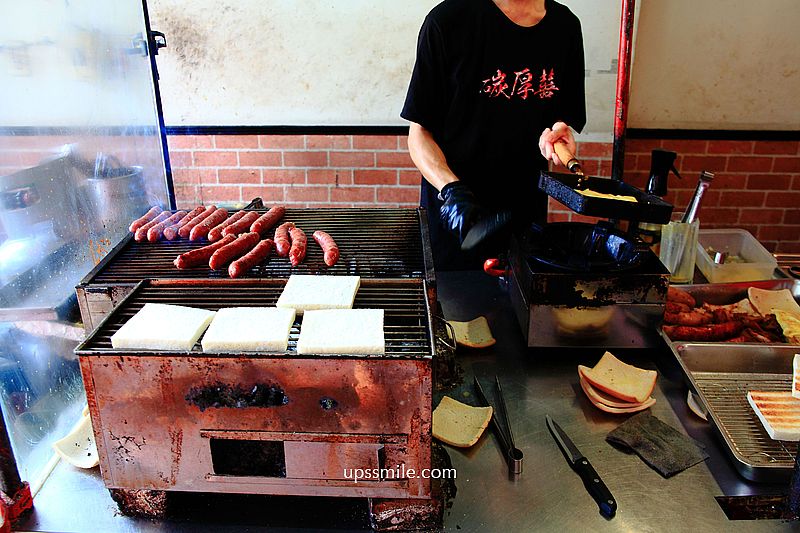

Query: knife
left=460, top=210, right=512, bottom=251
left=546, top=415, right=617, bottom=518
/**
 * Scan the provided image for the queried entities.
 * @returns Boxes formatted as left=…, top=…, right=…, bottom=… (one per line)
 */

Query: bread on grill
left=747, top=390, right=800, bottom=441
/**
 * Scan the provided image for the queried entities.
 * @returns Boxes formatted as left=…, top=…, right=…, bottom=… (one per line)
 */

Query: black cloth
left=606, top=412, right=709, bottom=478
left=402, top=0, right=586, bottom=270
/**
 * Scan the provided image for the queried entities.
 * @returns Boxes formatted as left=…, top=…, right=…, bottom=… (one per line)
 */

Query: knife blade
left=460, top=210, right=512, bottom=251
left=546, top=415, right=617, bottom=518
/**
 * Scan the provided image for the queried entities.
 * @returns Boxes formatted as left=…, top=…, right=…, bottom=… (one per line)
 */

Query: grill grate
left=693, top=372, right=798, bottom=467
left=78, top=280, right=433, bottom=359
left=86, top=208, right=428, bottom=283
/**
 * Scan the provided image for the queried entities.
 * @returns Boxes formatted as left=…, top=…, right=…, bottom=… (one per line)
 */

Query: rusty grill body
left=76, top=208, right=435, bottom=331
left=77, top=279, right=434, bottom=501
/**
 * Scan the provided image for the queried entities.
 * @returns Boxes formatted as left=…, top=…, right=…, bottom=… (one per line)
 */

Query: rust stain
left=158, top=359, right=174, bottom=404
left=108, top=431, right=146, bottom=466
left=168, top=427, right=183, bottom=486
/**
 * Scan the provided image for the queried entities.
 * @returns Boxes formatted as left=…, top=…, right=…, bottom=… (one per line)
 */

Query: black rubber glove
left=439, top=181, right=484, bottom=243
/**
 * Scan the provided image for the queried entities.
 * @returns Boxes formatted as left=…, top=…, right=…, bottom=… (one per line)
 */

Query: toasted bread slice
left=584, top=390, right=656, bottom=414
left=432, top=396, right=493, bottom=448
left=578, top=352, right=657, bottom=404
left=748, top=287, right=800, bottom=316
left=794, top=355, right=800, bottom=399
left=747, top=390, right=800, bottom=441
left=447, top=316, right=496, bottom=348
left=578, top=373, right=653, bottom=409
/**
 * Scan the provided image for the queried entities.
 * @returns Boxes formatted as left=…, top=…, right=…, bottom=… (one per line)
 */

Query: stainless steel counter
left=17, top=271, right=797, bottom=532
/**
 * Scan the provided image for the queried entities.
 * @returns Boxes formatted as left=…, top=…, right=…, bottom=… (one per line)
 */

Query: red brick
left=376, top=151, right=415, bottom=168
left=283, top=151, right=328, bottom=167
left=168, top=151, right=193, bottom=168
left=776, top=241, right=800, bottom=253
left=598, top=159, right=613, bottom=176
left=239, top=151, right=282, bottom=167
left=547, top=211, right=571, bottom=223
left=305, top=202, right=351, bottom=208
left=399, top=170, right=422, bottom=185
left=625, top=139, right=662, bottom=154
left=727, top=156, right=772, bottom=173
left=308, top=169, right=352, bottom=185
left=259, top=135, right=305, bottom=149
left=173, top=186, right=199, bottom=207
left=218, top=168, right=260, bottom=184
left=167, top=135, right=213, bottom=149
left=758, top=225, right=800, bottom=243
left=262, top=169, right=305, bottom=185
left=285, top=186, right=329, bottom=202
left=329, top=151, right=375, bottom=167
left=747, top=174, right=792, bottom=190
left=622, top=171, right=648, bottom=189
left=376, top=187, right=420, bottom=204
left=354, top=135, right=399, bottom=150
left=695, top=207, right=739, bottom=224
left=707, top=141, right=753, bottom=154
left=623, top=153, right=639, bottom=171
left=740, top=209, right=783, bottom=224
left=712, top=173, right=748, bottom=190
left=354, top=169, right=397, bottom=185
left=719, top=191, right=765, bottom=207
left=785, top=210, right=800, bottom=224
left=754, top=141, right=799, bottom=155
left=679, top=155, right=727, bottom=173
left=199, top=185, right=241, bottom=203
left=306, top=135, right=351, bottom=150
left=214, top=135, right=259, bottom=149
left=794, top=176, right=800, bottom=190
left=571, top=214, right=603, bottom=224
left=577, top=142, right=612, bottom=158
left=240, top=185, right=285, bottom=203
left=194, top=151, right=237, bottom=167
left=662, top=140, right=708, bottom=154
left=766, top=191, right=800, bottom=207
left=773, top=157, right=800, bottom=173
left=330, top=186, right=375, bottom=203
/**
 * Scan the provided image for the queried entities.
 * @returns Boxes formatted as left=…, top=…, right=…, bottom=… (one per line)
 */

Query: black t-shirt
left=402, top=0, right=586, bottom=269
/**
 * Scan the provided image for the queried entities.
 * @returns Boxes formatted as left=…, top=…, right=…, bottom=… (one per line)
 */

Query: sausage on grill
left=662, top=321, right=744, bottom=342
left=174, top=234, right=236, bottom=269
left=274, top=222, right=295, bottom=257
left=667, top=286, right=696, bottom=308
left=147, top=210, right=187, bottom=242
left=312, top=230, right=339, bottom=267
left=189, top=208, right=228, bottom=241
left=134, top=211, right=170, bottom=241
left=251, top=206, right=286, bottom=235
left=179, top=205, right=217, bottom=238
left=209, top=232, right=261, bottom=270
left=129, top=206, right=162, bottom=232
left=164, top=206, right=205, bottom=240
left=289, top=227, right=307, bottom=267
left=229, top=239, right=274, bottom=278
left=208, top=210, right=248, bottom=242
left=222, top=211, right=261, bottom=237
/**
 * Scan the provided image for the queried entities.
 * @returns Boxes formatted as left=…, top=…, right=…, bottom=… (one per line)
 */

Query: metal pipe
left=611, top=0, right=636, bottom=182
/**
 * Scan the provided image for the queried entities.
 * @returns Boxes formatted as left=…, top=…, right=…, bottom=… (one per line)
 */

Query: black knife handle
left=573, top=458, right=617, bottom=518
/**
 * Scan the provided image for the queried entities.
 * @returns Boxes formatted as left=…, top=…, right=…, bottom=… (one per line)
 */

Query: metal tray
left=671, top=342, right=799, bottom=482
left=538, top=171, right=674, bottom=223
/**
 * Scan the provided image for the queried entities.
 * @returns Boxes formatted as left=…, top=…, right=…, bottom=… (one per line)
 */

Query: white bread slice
left=276, top=275, right=360, bottom=315
left=748, top=287, right=800, bottom=316
left=747, top=390, right=800, bottom=441
left=201, top=307, right=296, bottom=353
left=52, top=412, right=98, bottom=469
left=432, top=396, right=493, bottom=448
left=297, top=308, right=384, bottom=355
left=447, top=316, right=496, bottom=348
left=111, top=303, right=215, bottom=351
left=578, top=373, right=654, bottom=409
left=583, top=389, right=656, bottom=414
left=578, top=352, right=657, bottom=404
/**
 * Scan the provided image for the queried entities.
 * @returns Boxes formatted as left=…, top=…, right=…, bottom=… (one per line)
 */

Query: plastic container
left=695, top=229, right=778, bottom=283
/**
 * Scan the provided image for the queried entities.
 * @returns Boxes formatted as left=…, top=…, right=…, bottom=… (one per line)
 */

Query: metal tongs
left=473, top=376, right=523, bottom=475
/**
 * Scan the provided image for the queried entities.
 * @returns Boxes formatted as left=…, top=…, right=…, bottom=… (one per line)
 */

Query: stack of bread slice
left=578, top=352, right=657, bottom=414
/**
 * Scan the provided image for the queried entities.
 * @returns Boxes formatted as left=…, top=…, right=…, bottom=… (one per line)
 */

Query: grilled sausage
left=209, top=232, right=260, bottom=270
left=229, top=239, right=274, bottom=278
left=174, top=234, right=236, bottom=269
left=312, top=230, right=339, bottom=267
left=163, top=206, right=205, bottom=240
left=134, top=211, right=170, bottom=241
left=665, top=301, right=691, bottom=314
left=667, top=286, right=696, bottom=308
left=129, top=206, right=162, bottom=232
left=146, top=210, right=187, bottom=242
left=289, top=227, right=307, bottom=266
left=189, top=208, right=228, bottom=241
left=222, top=211, right=260, bottom=237
left=208, top=210, right=248, bottom=242
left=274, top=222, right=295, bottom=257
left=662, top=321, right=744, bottom=342
left=664, top=309, right=714, bottom=327
left=179, top=205, right=217, bottom=239
left=250, top=206, right=286, bottom=235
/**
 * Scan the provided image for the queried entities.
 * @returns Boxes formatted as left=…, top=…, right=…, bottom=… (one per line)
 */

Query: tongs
left=473, top=376, right=523, bottom=475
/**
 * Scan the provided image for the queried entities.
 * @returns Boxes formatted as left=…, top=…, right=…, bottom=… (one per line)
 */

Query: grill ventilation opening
left=210, top=439, right=286, bottom=477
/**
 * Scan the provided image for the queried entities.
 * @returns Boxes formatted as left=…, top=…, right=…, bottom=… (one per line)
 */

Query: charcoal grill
left=76, top=278, right=441, bottom=521
left=76, top=208, right=435, bottom=331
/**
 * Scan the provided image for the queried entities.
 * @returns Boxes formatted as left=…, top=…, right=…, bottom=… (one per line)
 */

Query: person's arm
left=407, top=121, right=458, bottom=192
